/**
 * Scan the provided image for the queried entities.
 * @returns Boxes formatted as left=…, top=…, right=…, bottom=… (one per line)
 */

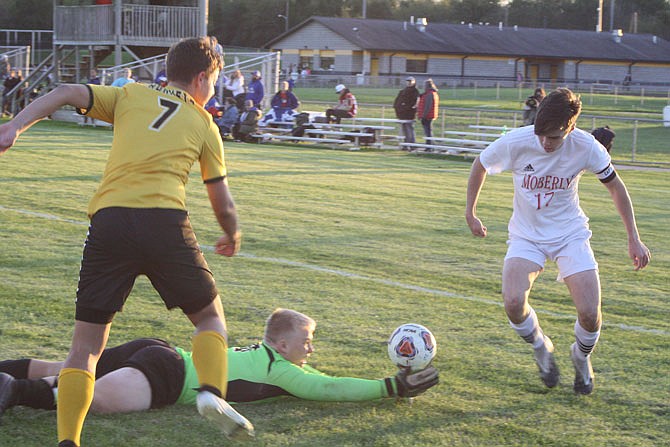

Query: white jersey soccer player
left=466, top=88, right=650, bottom=396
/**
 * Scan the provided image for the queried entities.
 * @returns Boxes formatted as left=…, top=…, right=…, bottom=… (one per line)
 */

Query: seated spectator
left=218, top=98, right=239, bottom=138
left=591, top=126, right=615, bottom=153
left=233, top=99, right=262, bottom=142
left=263, top=81, right=300, bottom=124
left=325, top=84, right=357, bottom=124
left=154, top=65, right=167, bottom=87
left=205, top=95, right=224, bottom=120
left=111, top=68, right=135, bottom=87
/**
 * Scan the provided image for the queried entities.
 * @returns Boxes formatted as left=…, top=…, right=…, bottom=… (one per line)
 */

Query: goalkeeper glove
left=386, top=366, right=439, bottom=398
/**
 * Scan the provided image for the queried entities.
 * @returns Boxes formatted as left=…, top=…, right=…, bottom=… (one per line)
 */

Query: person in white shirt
left=465, top=88, right=650, bottom=395
left=224, top=69, right=245, bottom=110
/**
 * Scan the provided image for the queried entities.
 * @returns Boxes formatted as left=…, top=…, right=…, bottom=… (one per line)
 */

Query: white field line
left=2, top=204, right=668, bottom=336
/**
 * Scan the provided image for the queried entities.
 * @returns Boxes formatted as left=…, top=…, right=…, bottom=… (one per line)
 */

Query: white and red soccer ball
left=387, top=323, right=436, bottom=372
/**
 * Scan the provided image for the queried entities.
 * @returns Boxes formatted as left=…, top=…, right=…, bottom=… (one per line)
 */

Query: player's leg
left=58, top=320, right=110, bottom=447
left=58, top=207, right=141, bottom=446
left=187, top=300, right=254, bottom=438
left=0, top=373, right=57, bottom=417
left=143, top=209, right=253, bottom=438
left=556, top=234, right=601, bottom=395
left=503, top=256, right=559, bottom=387
left=89, top=367, right=151, bottom=413
left=1, top=358, right=66, bottom=381
left=28, top=360, right=65, bottom=379
left=564, top=269, right=601, bottom=395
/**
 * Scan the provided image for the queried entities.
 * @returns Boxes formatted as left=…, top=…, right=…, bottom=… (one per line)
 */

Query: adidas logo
left=523, top=163, right=535, bottom=172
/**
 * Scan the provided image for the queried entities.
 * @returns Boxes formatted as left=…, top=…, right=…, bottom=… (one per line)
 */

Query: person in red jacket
left=417, top=79, right=439, bottom=147
left=325, top=84, right=357, bottom=123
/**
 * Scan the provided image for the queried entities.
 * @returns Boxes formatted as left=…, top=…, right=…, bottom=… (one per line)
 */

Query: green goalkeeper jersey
left=175, top=342, right=393, bottom=405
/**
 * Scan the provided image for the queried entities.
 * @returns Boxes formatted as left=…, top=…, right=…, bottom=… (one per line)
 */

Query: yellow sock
left=192, top=330, right=228, bottom=398
left=57, top=368, right=95, bottom=446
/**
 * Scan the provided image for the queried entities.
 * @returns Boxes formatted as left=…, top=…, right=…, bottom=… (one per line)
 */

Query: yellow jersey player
left=0, top=37, right=253, bottom=446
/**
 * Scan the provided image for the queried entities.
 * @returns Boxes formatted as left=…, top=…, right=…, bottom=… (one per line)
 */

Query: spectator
left=233, top=99, right=262, bottom=142
left=591, top=126, right=615, bottom=153
left=417, top=79, right=439, bottom=147
left=245, top=70, right=265, bottom=110
left=0, top=56, right=10, bottom=81
left=2, top=69, right=23, bottom=117
left=268, top=80, right=299, bottom=122
left=522, top=87, right=546, bottom=126
left=82, top=69, right=102, bottom=126
left=111, top=68, right=135, bottom=87
left=218, top=98, right=239, bottom=138
left=393, top=76, right=420, bottom=144
left=154, top=64, right=167, bottom=87
left=224, top=69, right=245, bottom=110
left=325, top=84, right=357, bottom=124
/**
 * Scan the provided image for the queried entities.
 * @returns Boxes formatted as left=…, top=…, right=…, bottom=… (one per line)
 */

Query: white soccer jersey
left=479, top=126, right=615, bottom=243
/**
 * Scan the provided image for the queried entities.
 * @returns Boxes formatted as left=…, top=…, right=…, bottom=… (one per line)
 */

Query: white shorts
left=505, top=230, right=598, bottom=281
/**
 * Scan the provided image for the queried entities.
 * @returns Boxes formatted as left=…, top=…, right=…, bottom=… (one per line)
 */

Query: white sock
left=574, top=320, right=600, bottom=357
left=509, top=307, right=545, bottom=349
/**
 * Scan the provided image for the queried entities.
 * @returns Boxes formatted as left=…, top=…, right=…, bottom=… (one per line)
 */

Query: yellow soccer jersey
left=78, top=83, right=226, bottom=217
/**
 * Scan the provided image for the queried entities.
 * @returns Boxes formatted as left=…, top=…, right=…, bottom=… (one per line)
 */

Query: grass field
left=0, top=120, right=668, bottom=447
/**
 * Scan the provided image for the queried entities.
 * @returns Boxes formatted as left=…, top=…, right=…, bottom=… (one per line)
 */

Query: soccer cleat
left=571, top=342, right=594, bottom=395
left=196, top=391, right=255, bottom=439
left=0, top=372, right=17, bottom=419
left=533, top=336, right=560, bottom=388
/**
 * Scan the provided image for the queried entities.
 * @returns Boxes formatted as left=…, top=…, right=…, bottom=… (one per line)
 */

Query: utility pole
left=609, top=0, right=615, bottom=31
left=596, top=0, right=603, bottom=32
left=362, top=0, right=367, bottom=19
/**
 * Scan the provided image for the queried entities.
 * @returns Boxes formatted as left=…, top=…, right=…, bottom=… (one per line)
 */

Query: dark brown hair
left=166, top=37, right=223, bottom=84
left=534, top=88, right=582, bottom=135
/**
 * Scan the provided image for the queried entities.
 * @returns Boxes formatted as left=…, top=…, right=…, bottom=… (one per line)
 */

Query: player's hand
left=215, top=231, right=241, bottom=257
left=628, top=238, right=651, bottom=271
left=394, top=366, right=439, bottom=398
left=466, top=215, right=487, bottom=238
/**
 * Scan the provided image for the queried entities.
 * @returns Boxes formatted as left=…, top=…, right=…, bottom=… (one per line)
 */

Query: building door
left=370, top=58, right=379, bottom=76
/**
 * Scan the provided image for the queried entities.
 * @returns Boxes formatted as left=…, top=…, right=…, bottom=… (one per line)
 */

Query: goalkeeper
left=1, top=309, right=438, bottom=415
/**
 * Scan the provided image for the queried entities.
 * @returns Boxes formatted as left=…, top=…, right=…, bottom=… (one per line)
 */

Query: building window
left=406, top=59, right=427, bottom=73
left=299, top=56, right=312, bottom=71
left=320, top=57, right=334, bottom=70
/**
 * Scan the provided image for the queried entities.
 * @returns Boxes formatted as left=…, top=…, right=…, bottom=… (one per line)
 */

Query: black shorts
left=97, top=338, right=185, bottom=409
left=76, top=207, right=219, bottom=323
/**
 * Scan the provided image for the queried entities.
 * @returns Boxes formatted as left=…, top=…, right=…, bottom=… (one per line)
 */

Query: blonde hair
left=264, top=308, right=315, bottom=344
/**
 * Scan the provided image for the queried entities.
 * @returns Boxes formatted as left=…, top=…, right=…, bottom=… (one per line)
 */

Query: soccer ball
left=387, top=323, right=436, bottom=371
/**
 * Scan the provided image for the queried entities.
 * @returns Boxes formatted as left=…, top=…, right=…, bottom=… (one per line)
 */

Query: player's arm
left=0, top=84, right=90, bottom=155
left=272, top=364, right=438, bottom=401
left=206, top=177, right=241, bottom=257
left=465, top=156, right=488, bottom=237
left=603, top=174, right=651, bottom=270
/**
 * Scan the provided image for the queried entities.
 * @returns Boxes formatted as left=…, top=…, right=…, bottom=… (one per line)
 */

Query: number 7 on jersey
left=150, top=97, right=181, bottom=131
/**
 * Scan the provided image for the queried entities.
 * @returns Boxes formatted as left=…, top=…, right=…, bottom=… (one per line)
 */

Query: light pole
left=278, top=14, right=289, bottom=33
